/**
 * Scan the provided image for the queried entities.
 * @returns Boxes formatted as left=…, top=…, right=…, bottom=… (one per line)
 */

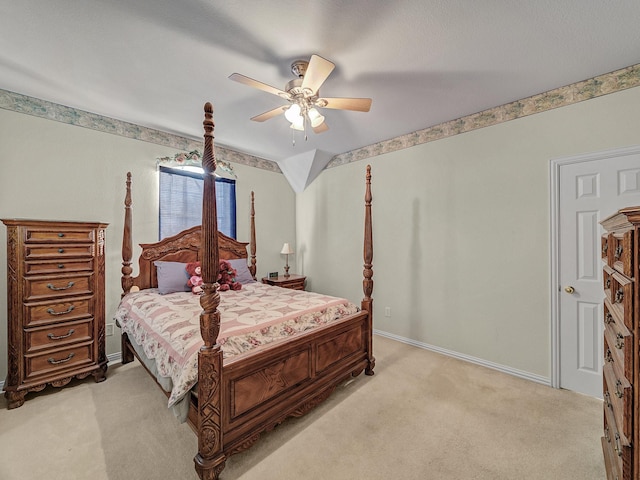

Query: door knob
left=564, top=286, right=575, bottom=294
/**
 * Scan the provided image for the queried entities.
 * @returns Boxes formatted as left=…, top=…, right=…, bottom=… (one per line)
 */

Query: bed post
left=249, top=191, right=257, bottom=279
left=194, top=102, right=226, bottom=480
left=120, top=172, right=135, bottom=364
left=121, top=172, right=133, bottom=296
left=362, top=165, right=375, bottom=375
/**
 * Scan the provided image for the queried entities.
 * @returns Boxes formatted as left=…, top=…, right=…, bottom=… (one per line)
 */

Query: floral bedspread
left=114, top=282, right=359, bottom=407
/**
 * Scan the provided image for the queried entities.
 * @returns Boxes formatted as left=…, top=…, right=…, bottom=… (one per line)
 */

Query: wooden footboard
left=219, top=310, right=371, bottom=452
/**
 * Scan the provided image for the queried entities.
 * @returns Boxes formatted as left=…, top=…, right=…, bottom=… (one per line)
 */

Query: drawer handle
left=615, top=333, right=625, bottom=350
left=58, top=248, right=64, bottom=253
left=58, top=233, right=65, bottom=238
left=46, top=305, right=75, bottom=316
left=46, top=281, right=75, bottom=291
left=605, top=312, right=613, bottom=324
left=47, top=329, right=75, bottom=340
left=57, top=264, right=65, bottom=269
left=615, top=433, right=622, bottom=457
left=605, top=348, right=614, bottom=363
left=615, top=288, right=624, bottom=303
left=47, top=352, right=75, bottom=365
left=605, top=278, right=611, bottom=289
left=615, top=380, right=624, bottom=398
left=615, top=245, right=623, bottom=259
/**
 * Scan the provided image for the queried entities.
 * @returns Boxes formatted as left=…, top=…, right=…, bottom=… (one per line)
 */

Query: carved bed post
left=121, top=172, right=133, bottom=296
left=362, top=165, right=375, bottom=375
left=120, top=172, right=135, bottom=364
left=194, top=102, right=226, bottom=480
left=249, top=191, right=257, bottom=279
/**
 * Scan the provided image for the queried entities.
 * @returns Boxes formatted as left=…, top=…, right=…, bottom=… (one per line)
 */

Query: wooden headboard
left=120, top=172, right=257, bottom=294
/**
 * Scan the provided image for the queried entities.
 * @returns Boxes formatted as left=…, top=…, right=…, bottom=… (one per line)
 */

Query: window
left=159, top=166, right=236, bottom=240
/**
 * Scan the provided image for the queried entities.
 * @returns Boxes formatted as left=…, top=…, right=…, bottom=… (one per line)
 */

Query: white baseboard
left=107, top=352, right=122, bottom=366
left=373, top=330, right=551, bottom=387
left=0, top=352, right=124, bottom=394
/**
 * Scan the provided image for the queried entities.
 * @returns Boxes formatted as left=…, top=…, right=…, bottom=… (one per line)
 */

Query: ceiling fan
left=229, top=55, right=372, bottom=136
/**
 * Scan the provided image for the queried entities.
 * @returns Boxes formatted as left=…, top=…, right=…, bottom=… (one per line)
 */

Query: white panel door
left=559, top=149, right=640, bottom=397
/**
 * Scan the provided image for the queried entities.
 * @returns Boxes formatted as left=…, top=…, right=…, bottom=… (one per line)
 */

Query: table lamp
left=280, top=243, right=294, bottom=278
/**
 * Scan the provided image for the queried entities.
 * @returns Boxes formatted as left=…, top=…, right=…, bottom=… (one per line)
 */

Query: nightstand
left=261, top=274, right=306, bottom=291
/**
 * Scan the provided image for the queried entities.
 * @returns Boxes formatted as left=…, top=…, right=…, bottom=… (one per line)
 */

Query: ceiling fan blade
left=229, top=73, right=290, bottom=98
left=320, top=97, right=372, bottom=112
left=250, top=106, right=287, bottom=122
left=312, top=121, right=329, bottom=134
left=301, top=55, right=335, bottom=93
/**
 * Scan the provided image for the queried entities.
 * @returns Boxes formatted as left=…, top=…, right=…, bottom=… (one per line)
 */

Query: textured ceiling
left=2, top=0, right=640, bottom=165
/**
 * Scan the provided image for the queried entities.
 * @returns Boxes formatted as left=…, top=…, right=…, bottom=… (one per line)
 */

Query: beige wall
left=297, top=85, right=640, bottom=380
left=0, top=109, right=295, bottom=382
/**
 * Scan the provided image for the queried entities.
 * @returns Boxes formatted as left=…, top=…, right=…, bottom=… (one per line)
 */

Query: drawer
left=25, top=258, right=94, bottom=275
left=603, top=362, right=632, bottom=443
left=604, top=335, right=633, bottom=390
left=611, top=230, right=634, bottom=277
left=609, top=272, right=633, bottom=331
left=603, top=400, right=631, bottom=478
left=601, top=435, right=622, bottom=480
left=24, top=273, right=93, bottom=301
left=24, top=342, right=94, bottom=380
left=24, top=297, right=93, bottom=327
left=604, top=300, right=633, bottom=381
left=601, top=234, right=610, bottom=264
left=25, top=318, right=93, bottom=353
left=603, top=265, right=614, bottom=303
left=24, top=226, right=95, bottom=244
left=24, top=244, right=94, bottom=260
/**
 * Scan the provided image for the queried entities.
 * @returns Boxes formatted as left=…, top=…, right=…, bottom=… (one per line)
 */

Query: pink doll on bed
left=186, top=262, right=204, bottom=295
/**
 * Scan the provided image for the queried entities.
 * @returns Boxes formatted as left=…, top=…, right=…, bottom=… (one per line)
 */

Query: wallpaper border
left=328, top=63, right=640, bottom=167
left=2, top=62, right=639, bottom=172
left=0, top=89, right=281, bottom=173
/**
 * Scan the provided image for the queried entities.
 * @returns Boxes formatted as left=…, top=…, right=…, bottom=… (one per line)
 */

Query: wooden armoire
left=601, top=207, right=640, bottom=479
left=3, top=219, right=108, bottom=409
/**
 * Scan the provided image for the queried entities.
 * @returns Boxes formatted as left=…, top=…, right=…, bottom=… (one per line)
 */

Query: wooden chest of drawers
left=601, top=208, right=640, bottom=480
left=3, top=219, right=108, bottom=409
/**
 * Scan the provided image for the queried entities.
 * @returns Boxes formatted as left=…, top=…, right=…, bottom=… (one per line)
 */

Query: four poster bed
left=115, top=102, right=375, bottom=480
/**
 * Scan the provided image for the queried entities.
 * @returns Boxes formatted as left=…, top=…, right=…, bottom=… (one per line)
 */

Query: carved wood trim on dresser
left=2, top=219, right=108, bottom=409
left=601, top=207, right=640, bottom=480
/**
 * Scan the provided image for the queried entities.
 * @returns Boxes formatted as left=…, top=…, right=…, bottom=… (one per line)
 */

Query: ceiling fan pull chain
left=304, top=113, right=308, bottom=141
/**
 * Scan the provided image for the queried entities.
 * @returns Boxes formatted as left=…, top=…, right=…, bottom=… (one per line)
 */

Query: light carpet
left=0, top=335, right=605, bottom=479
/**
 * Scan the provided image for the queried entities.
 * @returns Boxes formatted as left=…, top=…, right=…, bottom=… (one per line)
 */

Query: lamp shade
left=284, top=104, right=302, bottom=123
left=280, top=243, right=294, bottom=255
left=307, top=108, right=325, bottom=128
left=290, top=117, right=304, bottom=131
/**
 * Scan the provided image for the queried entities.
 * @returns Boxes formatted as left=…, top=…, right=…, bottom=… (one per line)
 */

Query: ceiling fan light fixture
left=307, top=108, right=325, bottom=128
left=230, top=54, right=371, bottom=142
left=284, top=103, right=302, bottom=123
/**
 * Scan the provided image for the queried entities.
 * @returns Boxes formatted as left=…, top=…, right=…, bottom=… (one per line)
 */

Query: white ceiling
left=2, top=1, right=640, bottom=165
